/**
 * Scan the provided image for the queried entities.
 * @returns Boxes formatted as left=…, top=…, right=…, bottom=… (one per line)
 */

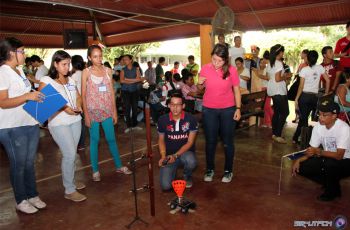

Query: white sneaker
left=133, top=126, right=143, bottom=131
left=28, top=196, right=46, bottom=209
left=116, top=166, right=132, bottom=175
left=221, top=171, right=233, bottom=183
left=204, top=170, right=214, bottom=182
left=124, top=128, right=131, bottom=134
left=16, top=200, right=38, bottom=214
left=92, top=171, right=101, bottom=182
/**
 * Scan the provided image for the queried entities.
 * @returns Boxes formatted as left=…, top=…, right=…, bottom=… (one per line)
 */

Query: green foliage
left=25, top=48, right=50, bottom=60
left=103, top=42, right=160, bottom=64
left=244, top=25, right=346, bottom=72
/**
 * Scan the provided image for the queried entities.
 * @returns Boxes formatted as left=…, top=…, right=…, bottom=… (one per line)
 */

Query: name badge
left=67, top=84, right=76, bottom=91
left=99, top=85, right=107, bottom=92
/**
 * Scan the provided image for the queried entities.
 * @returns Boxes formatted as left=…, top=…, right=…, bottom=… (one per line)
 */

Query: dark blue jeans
left=0, top=125, right=40, bottom=204
left=202, top=106, right=237, bottom=172
left=159, top=151, right=197, bottom=191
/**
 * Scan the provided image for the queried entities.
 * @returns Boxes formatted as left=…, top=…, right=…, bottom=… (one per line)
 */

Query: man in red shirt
left=321, top=46, right=341, bottom=93
left=334, top=21, right=350, bottom=72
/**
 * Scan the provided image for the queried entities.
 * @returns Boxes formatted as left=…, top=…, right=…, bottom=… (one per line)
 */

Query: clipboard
left=23, top=84, right=67, bottom=124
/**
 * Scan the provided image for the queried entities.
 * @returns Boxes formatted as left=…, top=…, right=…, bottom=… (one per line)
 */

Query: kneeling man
left=157, top=93, right=198, bottom=190
left=292, top=100, right=350, bottom=201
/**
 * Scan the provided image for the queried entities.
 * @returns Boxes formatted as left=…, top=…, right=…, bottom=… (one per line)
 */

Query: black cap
left=318, top=99, right=340, bottom=114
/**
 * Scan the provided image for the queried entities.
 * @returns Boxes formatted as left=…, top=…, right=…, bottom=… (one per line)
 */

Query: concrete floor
left=0, top=122, right=349, bottom=230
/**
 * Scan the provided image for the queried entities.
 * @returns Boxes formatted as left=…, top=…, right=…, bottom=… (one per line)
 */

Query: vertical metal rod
left=145, top=103, right=155, bottom=216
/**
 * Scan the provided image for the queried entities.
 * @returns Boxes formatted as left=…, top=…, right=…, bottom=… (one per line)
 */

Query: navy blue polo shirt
left=157, top=111, right=198, bottom=155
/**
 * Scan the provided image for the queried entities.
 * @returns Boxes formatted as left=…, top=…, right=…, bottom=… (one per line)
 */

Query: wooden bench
left=239, top=90, right=267, bottom=128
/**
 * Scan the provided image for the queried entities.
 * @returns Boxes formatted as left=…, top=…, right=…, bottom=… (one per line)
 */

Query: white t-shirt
left=266, top=60, right=287, bottom=96
left=161, top=82, right=173, bottom=107
left=261, top=68, right=268, bottom=88
left=299, top=65, right=325, bottom=94
left=35, top=64, right=49, bottom=88
left=0, top=65, right=38, bottom=129
left=239, top=67, right=250, bottom=89
left=40, top=76, right=81, bottom=127
left=310, top=119, right=350, bottom=159
left=229, top=47, right=245, bottom=67
left=71, top=70, right=82, bottom=95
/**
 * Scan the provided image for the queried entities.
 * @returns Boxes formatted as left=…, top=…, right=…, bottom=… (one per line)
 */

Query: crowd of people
left=0, top=21, right=349, bottom=214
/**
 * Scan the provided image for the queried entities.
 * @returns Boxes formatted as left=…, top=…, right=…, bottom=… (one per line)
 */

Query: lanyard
left=57, top=79, right=76, bottom=109
left=15, top=69, right=31, bottom=88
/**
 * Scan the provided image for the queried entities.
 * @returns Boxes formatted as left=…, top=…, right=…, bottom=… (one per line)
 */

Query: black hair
left=147, top=61, right=152, bottom=65
left=165, top=71, right=175, bottom=89
left=211, top=43, right=230, bottom=79
left=173, top=73, right=181, bottom=82
left=169, top=91, right=184, bottom=104
left=159, top=57, right=165, bottom=63
left=188, top=55, right=194, bottom=61
left=263, top=50, right=270, bottom=60
left=218, top=34, right=224, bottom=38
left=71, top=55, right=85, bottom=72
left=124, top=54, right=133, bottom=60
left=103, top=61, right=112, bottom=69
left=347, top=21, right=350, bottom=28
left=87, top=45, right=102, bottom=67
left=235, top=57, right=244, bottom=63
left=133, top=61, right=143, bottom=76
left=30, top=55, right=41, bottom=63
left=256, top=47, right=260, bottom=51
left=118, top=55, right=124, bottom=61
left=307, top=50, right=318, bottom=67
left=174, top=61, right=179, bottom=65
left=269, top=44, right=285, bottom=67
left=234, top=36, right=241, bottom=41
left=181, top=68, right=190, bottom=78
left=48, top=50, right=71, bottom=79
left=0, top=37, right=24, bottom=66
left=321, top=46, right=332, bottom=57
left=25, top=57, right=32, bottom=65
left=182, top=73, right=193, bottom=84
left=341, top=71, right=350, bottom=83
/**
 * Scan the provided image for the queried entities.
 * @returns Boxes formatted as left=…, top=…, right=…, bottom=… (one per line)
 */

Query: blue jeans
left=0, top=125, right=40, bottom=204
left=202, top=106, right=237, bottom=172
left=159, top=151, right=197, bottom=191
left=49, top=121, right=81, bottom=194
left=89, top=117, right=122, bottom=172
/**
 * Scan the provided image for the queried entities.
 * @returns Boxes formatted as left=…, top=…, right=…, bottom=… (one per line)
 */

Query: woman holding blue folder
left=39, top=50, right=87, bottom=203
left=0, top=37, right=46, bottom=214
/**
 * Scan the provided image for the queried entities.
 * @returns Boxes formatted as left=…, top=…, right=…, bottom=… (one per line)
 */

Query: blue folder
left=286, top=150, right=306, bottom=160
left=23, top=84, right=67, bottom=124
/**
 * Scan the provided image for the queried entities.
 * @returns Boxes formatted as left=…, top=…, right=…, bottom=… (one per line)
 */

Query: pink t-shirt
left=200, top=64, right=240, bottom=109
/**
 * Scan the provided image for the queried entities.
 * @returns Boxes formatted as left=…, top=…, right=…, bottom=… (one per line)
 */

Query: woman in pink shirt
left=198, top=44, right=241, bottom=183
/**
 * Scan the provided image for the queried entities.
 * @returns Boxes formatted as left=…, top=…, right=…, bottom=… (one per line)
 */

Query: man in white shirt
left=292, top=100, right=350, bottom=201
left=31, top=55, right=48, bottom=89
left=144, top=61, right=156, bottom=88
left=229, top=36, right=245, bottom=67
